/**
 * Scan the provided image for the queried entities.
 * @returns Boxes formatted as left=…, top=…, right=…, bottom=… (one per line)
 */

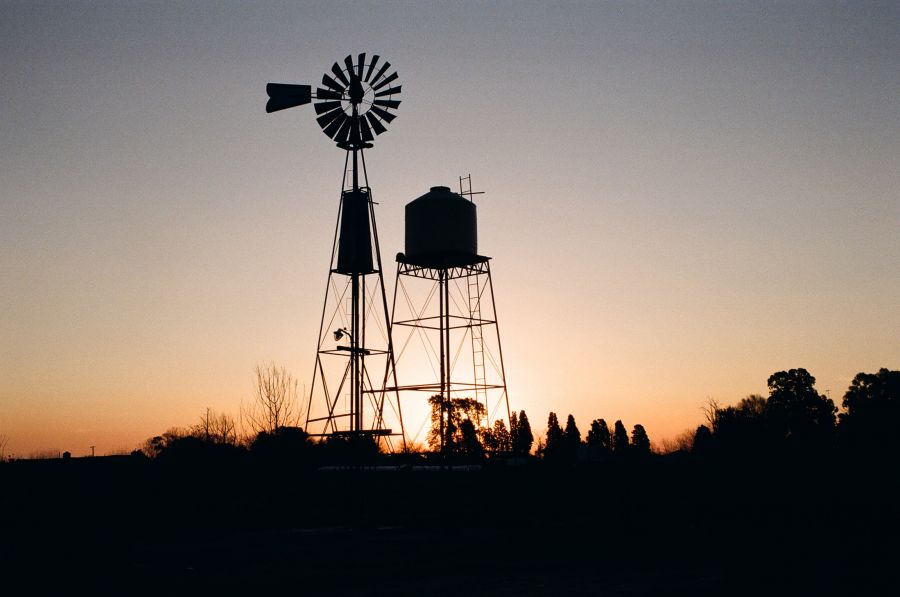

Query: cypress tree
left=612, top=420, right=630, bottom=454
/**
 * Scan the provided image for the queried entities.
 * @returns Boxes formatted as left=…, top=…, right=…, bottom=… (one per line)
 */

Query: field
left=1, top=455, right=896, bottom=595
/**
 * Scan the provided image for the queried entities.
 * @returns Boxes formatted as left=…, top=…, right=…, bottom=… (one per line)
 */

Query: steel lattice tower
left=388, top=181, right=510, bottom=456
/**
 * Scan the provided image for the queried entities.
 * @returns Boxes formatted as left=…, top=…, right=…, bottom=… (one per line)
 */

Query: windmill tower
left=390, top=180, right=511, bottom=456
left=266, top=53, right=404, bottom=450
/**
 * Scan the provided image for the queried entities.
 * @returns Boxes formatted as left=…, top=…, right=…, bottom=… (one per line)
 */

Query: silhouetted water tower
left=390, top=179, right=511, bottom=455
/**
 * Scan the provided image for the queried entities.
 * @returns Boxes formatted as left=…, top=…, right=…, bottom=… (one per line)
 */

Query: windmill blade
left=316, top=107, right=344, bottom=129
left=364, top=55, right=380, bottom=82
left=331, top=62, right=349, bottom=86
left=335, top=116, right=353, bottom=144
left=314, top=100, right=342, bottom=115
left=359, top=115, right=374, bottom=142
left=365, top=111, right=388, bottom=134
left=356, top=53, right=366, bottom=79
left=322, top=112, right=348, bottom=139
left=371, top=71, right=398, bottom=91
left=316, top=87, right=343, bottom=101
left=374, top=85, right=401, bottom=98
left=265, top=83, right=312, bottom=113
left=373, top=98, right=401, bottom=110
left=343, top=55, right=356, bottom=79
left=369, top=61, right=391, bottom=88
left=321, top=74, right=344, bottom=94
left=365, top=112, right=388, bottom=135
left=369, top=105, right=397, bottom=123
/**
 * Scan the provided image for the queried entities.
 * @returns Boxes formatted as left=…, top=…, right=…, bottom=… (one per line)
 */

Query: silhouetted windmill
left=266, top=53, right=404, bottom=450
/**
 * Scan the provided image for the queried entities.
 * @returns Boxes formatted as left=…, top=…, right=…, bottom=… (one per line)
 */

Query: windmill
left=266, top=53, right=404, bottom=451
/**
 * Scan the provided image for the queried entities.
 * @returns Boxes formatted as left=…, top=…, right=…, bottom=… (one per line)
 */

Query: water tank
left=405, top=186, right=478, bottom=267
left=336, top=189, right=374, bottom=274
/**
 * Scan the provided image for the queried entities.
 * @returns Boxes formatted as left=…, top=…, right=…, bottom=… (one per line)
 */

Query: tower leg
left=390, top=260, right=510, bottom=456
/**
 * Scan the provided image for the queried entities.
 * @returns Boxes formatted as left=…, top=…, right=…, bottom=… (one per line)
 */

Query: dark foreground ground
left=2, top=454, right=898, bottom=595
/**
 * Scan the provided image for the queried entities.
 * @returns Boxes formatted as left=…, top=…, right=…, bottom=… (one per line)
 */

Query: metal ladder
left=467, top=275, right=488, bottom=421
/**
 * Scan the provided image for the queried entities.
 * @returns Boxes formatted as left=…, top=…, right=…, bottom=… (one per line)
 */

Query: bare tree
left=653, top=428, right=696, bottom=454
left=702, top=397, right=721, bottom=428
left=241, top=363, right=300, bottom=436
left=0, top=433, right=9, bottom=461
left=194, top=407, right=237, bottom=445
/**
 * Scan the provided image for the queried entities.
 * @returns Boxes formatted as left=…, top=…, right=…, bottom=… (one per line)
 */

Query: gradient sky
left=2, top=1, right=898, bottom=457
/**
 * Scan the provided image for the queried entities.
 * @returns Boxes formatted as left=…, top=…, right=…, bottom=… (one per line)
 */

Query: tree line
left=693, top=367, right=900, bottom=460
left=112, top=364, right=896, bottom=468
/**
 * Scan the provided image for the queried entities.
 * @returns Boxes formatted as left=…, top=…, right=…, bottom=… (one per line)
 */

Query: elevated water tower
left=390, top=179, right=510, bottom=454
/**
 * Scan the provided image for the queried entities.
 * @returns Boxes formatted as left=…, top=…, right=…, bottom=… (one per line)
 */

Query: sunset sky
left=2, top=1, right=898, bottom=457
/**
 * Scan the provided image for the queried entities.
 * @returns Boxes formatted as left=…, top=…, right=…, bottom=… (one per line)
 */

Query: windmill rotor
left=266, top=53, right=401, bottom=150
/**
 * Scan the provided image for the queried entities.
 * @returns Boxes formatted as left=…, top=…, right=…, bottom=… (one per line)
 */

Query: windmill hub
left=348, top=75, right=365, bottom=105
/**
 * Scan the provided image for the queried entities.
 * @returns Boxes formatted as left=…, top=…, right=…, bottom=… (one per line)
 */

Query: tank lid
left=410, top=185, right=467, bottom=205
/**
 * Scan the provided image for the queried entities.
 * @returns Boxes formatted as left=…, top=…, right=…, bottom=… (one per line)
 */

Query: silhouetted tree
left=458, top=419, right=484, bottom=459
left=544, top=412, right=565, bottom=461
left=482, top=419, right=512, bottom=453
left=142, top=427, right=191, bottom=458
left=692, top=425, right=713, bottom=455
left=194, top=407, right=238, bottom=445
left=427, top=395, right=486, bottom=456
left=512, top=410, right=534, bottom=456
left=0, top=433, right=8, bottom=461
left=711, top=394, right=770, bottom=453
left=765, top=368, right=836, bottom=447
left=587, top=419, right=611, bottom=451
left=654, top=428, right=696, bottom=454
left=585, top=419, right=611, bottom=461
left=563, top=414, right=581, bottom=461
left=150, top=430, right=243, bottom=466
left=241, top=363, right=300, bottom=436
left=839, top=368, right=900, bottom=453
left=316, top=431, right=378, bottom=465
left=631, top=424, right=651, bottom=454
left=612, top=420, right=629, bottom=454
left=251, top=426, right=311, bottom=464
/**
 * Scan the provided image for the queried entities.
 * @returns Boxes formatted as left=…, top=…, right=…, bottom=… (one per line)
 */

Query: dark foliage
left=457, top=419, right=484, bottom=460
left=766, top=368, right=836, bottom=448
left=250, top=426, right=312, bottom=466
left=427, top=395, right=485, bottom=458
left=612, top=420, right=629, bottom=454
left=692, top=425, right=713, bottom=455
left=630, top=424, right=651, bottom=454
left=586, top=418, right=611, bottom=461
left=511, top=410, right=534, bottom=456
left=316, top=433, right=381, bottom=465
left=481, top=419, right=512, bottom=453
left=563, top=414, right=581, bottom=461
left=711, top=395, right=770, bottom=455
left=839, top=368, right=900, bottom=453
left=544, top=412, right=565, bottom=462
